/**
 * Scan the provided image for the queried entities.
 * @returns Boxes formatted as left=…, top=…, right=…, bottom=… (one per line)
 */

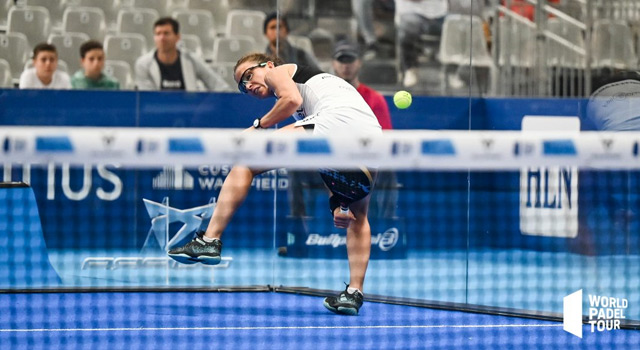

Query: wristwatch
left=253, top=118, right=262, bottom=129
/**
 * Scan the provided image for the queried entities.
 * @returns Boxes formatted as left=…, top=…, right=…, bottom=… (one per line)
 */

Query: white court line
left=0, top=324, right=563, bottom=333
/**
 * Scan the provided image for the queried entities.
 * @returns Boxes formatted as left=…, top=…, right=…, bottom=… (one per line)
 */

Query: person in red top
left=332, top=40, right=392, bottom=130
left=332, top=40, right=398, bottom=218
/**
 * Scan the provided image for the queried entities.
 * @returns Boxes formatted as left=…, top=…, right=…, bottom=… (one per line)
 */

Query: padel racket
left=318, top=167, right=373, bottom=214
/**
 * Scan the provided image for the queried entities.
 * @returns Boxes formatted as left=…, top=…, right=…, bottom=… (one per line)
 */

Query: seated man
left=263, top=12, right=320, bottom=71
left=395, top=0, right=448, bottom=87
left=71, top=40, right=120, bottom=90
left=135, top=17, right=229, bottom=91
left=19, top=43, right=71, bottom=89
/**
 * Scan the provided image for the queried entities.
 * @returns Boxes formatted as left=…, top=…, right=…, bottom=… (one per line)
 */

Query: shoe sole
left=323, top=299, right=358, bottom=316
left=168, top=253, right=221, bottom=265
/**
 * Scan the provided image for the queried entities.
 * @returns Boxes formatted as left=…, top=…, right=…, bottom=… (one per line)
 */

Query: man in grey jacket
left=135, top=17, right=229, bottom=91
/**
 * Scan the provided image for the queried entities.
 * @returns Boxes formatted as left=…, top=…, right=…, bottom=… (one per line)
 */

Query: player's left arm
left=258, top=65, right=303, bottom=128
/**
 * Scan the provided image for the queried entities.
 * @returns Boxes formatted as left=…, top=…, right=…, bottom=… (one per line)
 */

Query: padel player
left=169, top=53, right=381, bottom=315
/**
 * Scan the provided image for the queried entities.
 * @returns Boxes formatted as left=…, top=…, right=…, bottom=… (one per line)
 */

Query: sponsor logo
left=391, top=141, right=412, bottom=156
left=153, top=166, right=194, bottom=190
left=88, top=133, right=125, bottom=158
left=347, top=137, right=379, bottom=159
left=564, top=289, right=629, bottom=338
left=514, top=141, right=535, bottom=156
left=305, top=227, right=399, bottom=251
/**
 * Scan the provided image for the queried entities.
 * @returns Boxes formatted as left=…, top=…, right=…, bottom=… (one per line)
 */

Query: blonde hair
left=233, top=53, right=284, bottom=75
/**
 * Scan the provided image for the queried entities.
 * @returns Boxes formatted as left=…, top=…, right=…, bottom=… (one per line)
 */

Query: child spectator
left=19, top=43, right=71, bottom=89
left=71, top=40, right=119, bottom=90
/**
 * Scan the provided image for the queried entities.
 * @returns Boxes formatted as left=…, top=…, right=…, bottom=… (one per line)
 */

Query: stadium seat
left=591, top=19, right=638, bottom=70
left=210, top=61, right=239, bottom=92
left=288, top=35, right=315, bottom=58
left=172, top=9, right=217, bottom=59
left=63, top=7, right=107, bottom=43
left=132, top=0, right=171, bottom=17
left=438, top=14, right=494, bottom=94
left=117, top=8, right=160, bottom=50
left=498, top=17, right=536, bottom=68
left=307, top=28, right=335, bottom=62
left=0, top=32, right=30, bottom=79
left=0, top=0, right=13, bottom=31
left=24, top=0, right=65, bottom=28
left=47, top=32, right=91, bottom=75
left=225, top=9, right=266, bottom=45
left=69, top=0, right=121, bottom=28
left=177, top=34, right=204, bottom=58
left=359, top=60, right=397, bottom=87
left=546, top=18, right=586, bottom=69
left=316, top=17, right=358, bottom=42
left=188, top=0, right=230, bottom=34
left=104, top=33, right=148, bottom=74
left=0, top=58, right=13, bottom=88
left=7, top=6, right=50, bottom=51
left=104, top=59, right=134, bottom=89
left=211, top=36, right=256, bottom=63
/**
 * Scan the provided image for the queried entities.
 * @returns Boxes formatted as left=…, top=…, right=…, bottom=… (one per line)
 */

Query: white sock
left=347, top=287, right=362, bottom=295
left=202, top=236, right=218, bottom=243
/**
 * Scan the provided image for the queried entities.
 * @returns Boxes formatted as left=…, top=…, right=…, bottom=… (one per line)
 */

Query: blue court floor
left=0, top=292, right=638, bottom=350
left=47, top=248, right=640, bottom=321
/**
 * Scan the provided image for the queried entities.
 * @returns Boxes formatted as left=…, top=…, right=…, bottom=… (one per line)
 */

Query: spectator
left=264, top=12, right=324, bottom=220
left=352, top=0, right=379, bottom=60
left=135, top=17, right=229, bottom=91
left=71, top=40, right=119, bottom=90
left=19, top=43, right=71, bottom=89
left=332, top=40, right=397, bottom=217
left=263, top=12, right=320, bottom=71
left=395, top=0, right=448, bottom=87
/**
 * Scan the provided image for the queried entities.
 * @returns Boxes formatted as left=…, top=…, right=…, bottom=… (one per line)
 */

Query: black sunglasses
left=237, top=62, right=267, bottom=94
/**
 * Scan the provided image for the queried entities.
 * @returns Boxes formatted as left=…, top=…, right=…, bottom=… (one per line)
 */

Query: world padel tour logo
left=563, top=289, right=629, bottom=338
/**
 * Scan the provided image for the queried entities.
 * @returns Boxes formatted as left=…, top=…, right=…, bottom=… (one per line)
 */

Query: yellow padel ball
left=393, top=90, right=412, bottom=109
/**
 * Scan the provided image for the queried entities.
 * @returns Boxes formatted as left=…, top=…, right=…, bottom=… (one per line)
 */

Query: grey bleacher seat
left=359, top=60, right=397, bottom=87
left=24, top=0, right=65, bottom=28
left=0, top=0, right=13, bottom=31
left=228, top=0, right=275, bottom=14
left=117, top=8, right=159, bottom=49
left=210, top=61, right=239, bottom=92
left=7, top=6, right=51, bottom=51
left=438, top=14, right=493, bottom=94
left=546, top=18, right=586, bottom=69
left=314, top=0, right=351, bottom=17
left=0, top=58, right=13, bottom=88
left=63, top=7, right=107, bottom=42
left=498, top=17, right=536, bottom=68
left=591, top=19, right=638, bottom=70
left=188, top=0, right=230, bottom=34
left=177, top=34, right=204, bottom=58
left=173, top=9, right=217, bottom=59
left=132, top=0, right=170, bottom=17
left=167, top=0, right=189, bottom=13
left=103, top=33, right=147, bottom=74
left=211, top=36, right=256, bottom=63
left=47, top=32, right=90, bottom=74
left=288, top=35, right=315, bottom=58
left=225, top=9, right=266, bottom=45
left=316, top=17, right=358, bottom=42
left=0, top=32, right=30, bottom=79
left=104, top=60, right=133, bottom=89
left=69, top=0, right=121, bottom=28
left=448, top=0, right=485, bottom=17
left=307, top=28, right=335, bottom=62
